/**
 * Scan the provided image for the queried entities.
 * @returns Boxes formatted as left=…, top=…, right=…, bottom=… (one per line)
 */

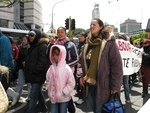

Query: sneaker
left=11, top=92, right=20, bottom=106
left=25, top=97, right=30, bottom=102
left=75, top=99, right=84, bottom=105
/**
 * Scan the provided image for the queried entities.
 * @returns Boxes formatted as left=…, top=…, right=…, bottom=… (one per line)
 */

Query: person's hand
left=79, top=77, right=85, bottom=87
left=111, top=90, right=118, bottom=94
left=22, top=61, right=25, bottom=67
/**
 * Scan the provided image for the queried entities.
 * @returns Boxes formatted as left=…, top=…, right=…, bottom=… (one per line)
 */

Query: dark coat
left=16, top=44, right=29, bottom=70
left=25, top=38, right=49, bottom=84
left=142, top=46, right=150, bottom=66
left=80, top=36, right=123, bottom=105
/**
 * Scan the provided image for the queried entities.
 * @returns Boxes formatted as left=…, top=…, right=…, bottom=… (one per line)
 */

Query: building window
left=20, top=1, right=24, bottom=23
left=0, top=19, right=8, bottom=28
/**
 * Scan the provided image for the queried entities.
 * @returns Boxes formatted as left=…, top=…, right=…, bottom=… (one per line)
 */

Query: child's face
left=22, top=37, right=28, bottom=45
left=52, top=49, right=60, bottom=63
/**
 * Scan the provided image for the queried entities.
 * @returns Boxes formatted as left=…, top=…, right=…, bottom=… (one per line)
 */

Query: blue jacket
left=0, top=34, right=14, bottom=70
left=63, top=40, right=78, bottom=67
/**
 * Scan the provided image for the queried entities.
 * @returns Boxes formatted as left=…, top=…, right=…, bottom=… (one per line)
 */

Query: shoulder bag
left=102, top=93, right=125, bottom=113
left=0, top=65, right=9, bottom=113
left=0, top=81, right=9, bottom=113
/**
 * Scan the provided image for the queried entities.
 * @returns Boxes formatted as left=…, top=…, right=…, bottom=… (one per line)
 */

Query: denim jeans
left=87, top=85, right=103, bottom=113
left=51, top=101, right=68, bottom=113
left=16, top=69, right=31, bottom=98
left=123, top=75, right=131, bottom=101
left=25, top=83, right=47, bottom=113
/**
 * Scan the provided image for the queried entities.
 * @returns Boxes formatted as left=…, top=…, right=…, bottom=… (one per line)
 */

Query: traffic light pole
left=69, top=16, right=72, bottom=39
left=65, top=16, right=75, bottom=39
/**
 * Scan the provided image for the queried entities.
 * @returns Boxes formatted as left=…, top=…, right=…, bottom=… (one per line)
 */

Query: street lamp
left=51, top=0, right=64, bottom=30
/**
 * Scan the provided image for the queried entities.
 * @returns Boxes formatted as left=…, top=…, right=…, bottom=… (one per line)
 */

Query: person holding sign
left=118, top=34, right=132, bottom=103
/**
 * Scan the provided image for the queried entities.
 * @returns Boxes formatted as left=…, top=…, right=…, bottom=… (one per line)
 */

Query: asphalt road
left=6, top=81, right=150, bottom=113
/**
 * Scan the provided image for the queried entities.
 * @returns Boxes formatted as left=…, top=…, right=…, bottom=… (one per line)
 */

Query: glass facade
left=0, top=19, right=8, bottom=28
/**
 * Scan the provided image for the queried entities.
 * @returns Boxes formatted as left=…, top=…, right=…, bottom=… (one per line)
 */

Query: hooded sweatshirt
left=46, top=45, right=75, bottom=104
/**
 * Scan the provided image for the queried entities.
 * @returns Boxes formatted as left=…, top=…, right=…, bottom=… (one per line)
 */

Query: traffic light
left=65, top=18, right=69, bottom=29
left=71, top=19, right=75, bottom=30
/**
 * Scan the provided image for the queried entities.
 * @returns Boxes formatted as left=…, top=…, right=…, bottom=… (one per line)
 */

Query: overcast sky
left=39, top=0, right=150, bottom=32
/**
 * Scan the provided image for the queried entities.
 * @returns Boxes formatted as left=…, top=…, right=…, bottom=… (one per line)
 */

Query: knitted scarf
left=55, top=37, right=69, bottom=45
left=84, top=34, right=102, bottom=85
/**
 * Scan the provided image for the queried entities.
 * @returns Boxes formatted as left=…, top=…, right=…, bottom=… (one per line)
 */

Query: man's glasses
left=28, top=34, right=35, bottom=37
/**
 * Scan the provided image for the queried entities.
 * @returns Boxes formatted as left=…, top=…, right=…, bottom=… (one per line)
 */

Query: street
left=6, top=81, right=150, bottom=113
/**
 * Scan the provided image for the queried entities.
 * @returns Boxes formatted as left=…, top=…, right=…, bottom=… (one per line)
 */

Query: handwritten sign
left=116, top=39, right=143, bottom=75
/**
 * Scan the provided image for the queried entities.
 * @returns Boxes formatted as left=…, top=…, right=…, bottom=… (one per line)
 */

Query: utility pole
left=50, top=0, right=64, bottom=32
left=69, top=16, right=72, bottom=39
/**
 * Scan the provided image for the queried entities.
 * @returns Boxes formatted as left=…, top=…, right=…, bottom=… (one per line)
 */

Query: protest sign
left=116, top=39, right=143, bottom=75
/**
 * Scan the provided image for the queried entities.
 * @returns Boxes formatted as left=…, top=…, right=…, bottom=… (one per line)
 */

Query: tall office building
left=120, top=18, right=141, bottom=34
left=92, top=3, right=100, bottom=19
left=24, top=0, right=43, bottom=30
left=0, top=0, right=43, bottom=30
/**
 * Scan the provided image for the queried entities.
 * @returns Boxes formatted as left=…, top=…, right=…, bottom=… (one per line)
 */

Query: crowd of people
left=0, top=18, right=150, bottom=113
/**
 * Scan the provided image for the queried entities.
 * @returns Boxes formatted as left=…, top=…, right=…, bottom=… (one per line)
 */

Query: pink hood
left=49, top=45, right=66, bottom=65
left=46, top=44, right=75, bottom=103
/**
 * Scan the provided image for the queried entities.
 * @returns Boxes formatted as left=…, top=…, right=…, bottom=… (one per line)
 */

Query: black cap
left=28, top=30, right=36, bottom=36
left=118, top=34, right=128, bottom=41
left=77, top=31, right=87, bottom=38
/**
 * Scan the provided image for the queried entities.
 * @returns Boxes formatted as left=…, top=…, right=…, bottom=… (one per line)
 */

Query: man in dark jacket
left=141, top=39, right=150, bottom=97
left=24, top=29, right=49, bottom=113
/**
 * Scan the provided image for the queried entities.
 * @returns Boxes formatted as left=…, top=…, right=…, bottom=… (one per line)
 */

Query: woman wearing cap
left=79, top=18, right=123, bottom=113
left=24, top=29, right=49, bottom=113
left=74, top=31, right=87, bottom=105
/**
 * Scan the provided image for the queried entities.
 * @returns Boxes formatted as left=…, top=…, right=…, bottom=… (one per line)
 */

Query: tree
left=0, top=0, right=30, bottom=3
left=71, top=28, right=87, bottom=37
left=68, top=28, right=89, bottom=38
left=0, top=0, right=31, bottom=8
left=132, top=31, right=148, bottom=43
left=0, top=0, right=30, bottom=4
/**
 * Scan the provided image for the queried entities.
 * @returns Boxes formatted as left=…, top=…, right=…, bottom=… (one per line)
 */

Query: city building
left=0, top=0, right=43, bottom=30
left=128, top=29, right=145, bottom=36
left=92, top=3, right=100, bottom=19
left=120, top=18, right=142, bottom=35
left=146, top=18, right=150, bottom=38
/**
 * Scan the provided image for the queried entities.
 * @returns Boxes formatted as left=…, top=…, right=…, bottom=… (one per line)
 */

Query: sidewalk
left=138, top=99, right=150, bottom=113
left=120, top=82, right=150, bottom=113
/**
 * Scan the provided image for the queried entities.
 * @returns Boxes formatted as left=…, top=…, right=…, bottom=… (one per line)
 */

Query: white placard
left=116, top=39, right=143, bottom=75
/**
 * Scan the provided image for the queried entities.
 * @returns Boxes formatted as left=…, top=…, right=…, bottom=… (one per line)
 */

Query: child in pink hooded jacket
left=46, top=45, right=75, bottom=113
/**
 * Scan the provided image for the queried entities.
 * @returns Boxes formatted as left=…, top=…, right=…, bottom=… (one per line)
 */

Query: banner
left=116, top=39, right=143, bottom=75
